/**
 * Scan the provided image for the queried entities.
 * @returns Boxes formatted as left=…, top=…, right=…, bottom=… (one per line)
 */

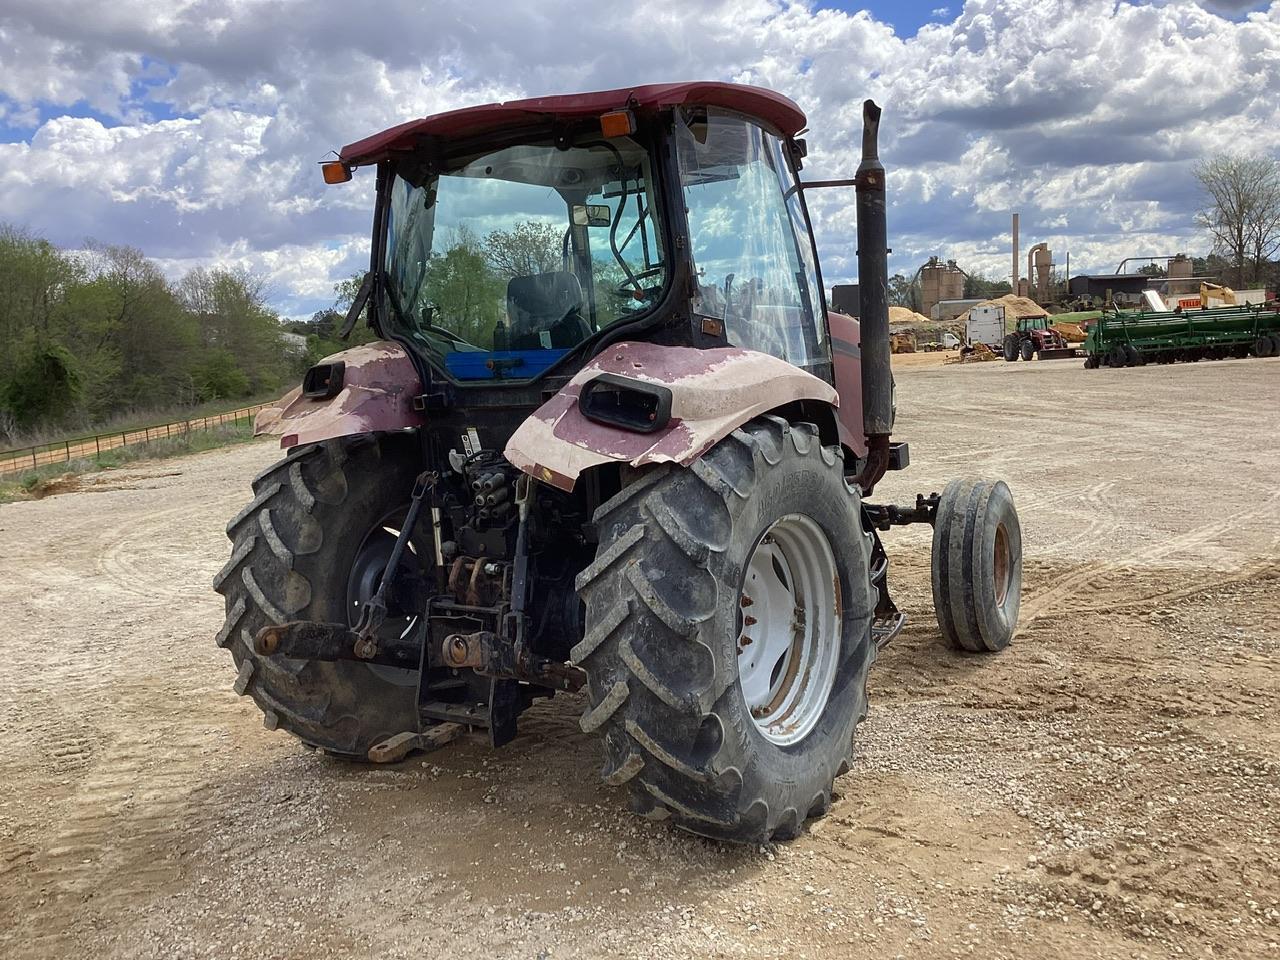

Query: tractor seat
left=504, top=271, right=591, bottom=350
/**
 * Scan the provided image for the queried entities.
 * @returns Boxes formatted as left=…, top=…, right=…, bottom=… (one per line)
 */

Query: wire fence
left=0, top=402, right=276, bottom=477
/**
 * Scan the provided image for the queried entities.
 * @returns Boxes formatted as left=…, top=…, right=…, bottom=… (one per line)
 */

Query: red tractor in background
left=1002, top=316, right=1075, bottom=361
left=217, top=83, right=1022, bottom=844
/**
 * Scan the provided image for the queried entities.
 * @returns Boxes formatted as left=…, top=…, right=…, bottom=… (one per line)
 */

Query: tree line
left=0, top=224, right=318, bottom=443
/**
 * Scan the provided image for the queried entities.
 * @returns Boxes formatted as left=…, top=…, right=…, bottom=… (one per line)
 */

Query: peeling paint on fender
left=504, top=342, right=840, bottom=490
left=828, top=311, right=868, bottom=460
left=255, top=341, right=427, bottom=448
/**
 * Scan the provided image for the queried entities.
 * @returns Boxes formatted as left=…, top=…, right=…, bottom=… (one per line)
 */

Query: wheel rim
left=736, top=514, right=841, bottom=747
left=346, top=507, right=425, bottom=686
left=993, top=521, right=1013, bottom=606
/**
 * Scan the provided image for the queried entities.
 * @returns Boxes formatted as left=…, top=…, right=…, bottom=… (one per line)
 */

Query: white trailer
left=966, top=305, right=1007, bottom=348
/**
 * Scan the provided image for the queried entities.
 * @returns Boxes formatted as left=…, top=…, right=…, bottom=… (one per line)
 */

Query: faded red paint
left=340, top=82, right=806, bottom=168
left=504, top=342, right=839, bottom=490
left=255, top=341, right=426, bottom=448
left=828, top=311, right=868, bottom=459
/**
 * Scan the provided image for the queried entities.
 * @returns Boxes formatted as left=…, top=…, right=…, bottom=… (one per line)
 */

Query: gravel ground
left=1, top=356, right=1277, bottom=959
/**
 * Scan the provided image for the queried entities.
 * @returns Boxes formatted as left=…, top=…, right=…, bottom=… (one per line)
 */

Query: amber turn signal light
left=599, top=110, right=636, bottom=138
left=321, top=160, right=352, bottom=184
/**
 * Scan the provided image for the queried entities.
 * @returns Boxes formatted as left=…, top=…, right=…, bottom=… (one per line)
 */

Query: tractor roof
left=338, top=81, right=806, bottom=167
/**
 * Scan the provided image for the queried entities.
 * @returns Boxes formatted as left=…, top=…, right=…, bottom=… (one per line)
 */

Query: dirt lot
left=2, top=357, right=1278, bottom=959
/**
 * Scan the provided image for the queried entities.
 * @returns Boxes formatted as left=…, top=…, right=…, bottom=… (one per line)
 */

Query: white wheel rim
left=737, top=514, right=841, bottom=746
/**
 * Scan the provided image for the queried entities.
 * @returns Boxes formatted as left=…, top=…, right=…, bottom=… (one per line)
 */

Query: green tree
left=193, top=349, right=252, bottom=400
left=180, top=266, right=286, bottom=393
left=963, top=271, right=1012, bottom=300
left=74, top=243, right=199, bottom=412
left=483, top=220, right=562, bottom=279
left=421, top=227, right=504, bottom=346
left=1, top=344, right=81, bottom=428
left=887, top=273, right=920, bottom=310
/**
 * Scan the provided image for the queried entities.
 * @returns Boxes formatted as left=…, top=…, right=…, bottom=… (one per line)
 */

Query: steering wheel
left=616, top=266, right=665, bottom=300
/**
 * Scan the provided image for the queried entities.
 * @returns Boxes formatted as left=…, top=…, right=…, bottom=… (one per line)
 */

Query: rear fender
left=828, top=310, right=868, bottom=461
left=504, top=341, right=839, bottom=491
left=255, top=341, right=427, bottom=449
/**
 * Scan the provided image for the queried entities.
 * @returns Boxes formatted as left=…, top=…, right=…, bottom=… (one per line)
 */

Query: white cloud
left=0, top=0, right=1277, bottom=312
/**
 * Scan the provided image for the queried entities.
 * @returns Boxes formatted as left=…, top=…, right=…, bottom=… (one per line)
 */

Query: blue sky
left=821, top=0, right=960, bottom=34
left=826, top=0, right=1271, bottom=33
left=0, top=0, right=1277, bottom=318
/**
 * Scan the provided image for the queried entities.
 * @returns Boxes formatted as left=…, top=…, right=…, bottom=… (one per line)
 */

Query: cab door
left=675, top=109, right=833, bottom=385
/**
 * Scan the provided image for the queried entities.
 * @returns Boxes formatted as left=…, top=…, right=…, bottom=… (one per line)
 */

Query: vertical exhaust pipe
left=855, top=99, right=891, bottom=493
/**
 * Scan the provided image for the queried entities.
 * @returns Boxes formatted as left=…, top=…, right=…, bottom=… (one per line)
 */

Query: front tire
left=931, top=477, right=1022, bottom=653
left=574, top=417, right=875, bottom=843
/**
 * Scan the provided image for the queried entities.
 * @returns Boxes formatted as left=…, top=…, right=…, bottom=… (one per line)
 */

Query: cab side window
left=676, top=110, right=828, bottom=376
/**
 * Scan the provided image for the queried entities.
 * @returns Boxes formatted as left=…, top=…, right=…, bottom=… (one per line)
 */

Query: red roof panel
left=338, top=81, right=806, bottom=166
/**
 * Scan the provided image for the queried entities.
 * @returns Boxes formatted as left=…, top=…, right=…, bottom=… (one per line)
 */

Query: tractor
left=1002, top=316, right=1074, bottom=361
left=216, top=84, right=1022, bottom=844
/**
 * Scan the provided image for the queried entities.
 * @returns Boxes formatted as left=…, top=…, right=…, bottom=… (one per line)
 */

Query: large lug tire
left=1019, top=339, right=1035, bottom=362
left=213, top=436, right=424, bottom=757
left=1106, top=343, right=1128, bottom=367
left=1124, top=343, right=1144, bottom=366
left=1255, top=335, right=1275, bottom=358
left=931, top=477, right=1022, bottom=653
left=575, top=417, right=876, bottom=844
left=1002, top=335, right=1019, bottom=362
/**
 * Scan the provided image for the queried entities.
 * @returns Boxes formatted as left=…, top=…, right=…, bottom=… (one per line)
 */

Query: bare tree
left=1194, top=154, right=1280, bottom=288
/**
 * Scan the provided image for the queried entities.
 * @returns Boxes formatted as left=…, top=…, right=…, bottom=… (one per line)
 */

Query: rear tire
left=213, top=436, right=424, bottom=757
left=1002, top=336, right=1019, bottom=362
left=1256, top=335, right=1276, bottom=358
left=1019, top=340, right=1035, bottom=362
left=931, top=478, right=1021, bottom=653
left=575, top=417, right=875, bottom=843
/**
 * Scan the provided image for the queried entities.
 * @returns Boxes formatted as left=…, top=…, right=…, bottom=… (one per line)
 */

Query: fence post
left=65, top=440, right=70, bottom=464
left=96, top=436, right=101, bottom=456
left=32, top=449, right=37, bottom=470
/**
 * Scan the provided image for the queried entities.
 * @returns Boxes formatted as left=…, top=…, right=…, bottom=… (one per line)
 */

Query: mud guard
left=255, top=341, right=427, bottom=448
left=504, top=342, right=839, bottom=491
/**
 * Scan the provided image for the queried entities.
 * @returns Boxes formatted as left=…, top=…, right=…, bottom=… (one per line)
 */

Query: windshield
left=383, top=137, right=666, bottom=381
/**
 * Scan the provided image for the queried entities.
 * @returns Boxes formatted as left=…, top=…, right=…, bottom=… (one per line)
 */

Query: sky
left=0, top=0, right=1277, bottom=319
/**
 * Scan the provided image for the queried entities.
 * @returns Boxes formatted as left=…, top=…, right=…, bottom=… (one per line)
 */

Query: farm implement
left=1084, top=302, right=1280, bottom=367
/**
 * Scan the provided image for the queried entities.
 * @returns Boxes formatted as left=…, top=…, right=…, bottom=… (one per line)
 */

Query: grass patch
left=0, top=421, right=261, bottom=503
left=0, top=392, right=281, bottom=456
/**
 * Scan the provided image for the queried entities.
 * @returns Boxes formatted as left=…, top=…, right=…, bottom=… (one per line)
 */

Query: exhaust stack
left=855, top=99, right=892, bottom=491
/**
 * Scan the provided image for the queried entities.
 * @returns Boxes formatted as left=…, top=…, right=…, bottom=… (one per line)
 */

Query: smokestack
left=1012, top=213, right=1020, bottom=297
left=854, top=99, right=892, bottom=495
left=856, top=100, right=891, bottom=440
